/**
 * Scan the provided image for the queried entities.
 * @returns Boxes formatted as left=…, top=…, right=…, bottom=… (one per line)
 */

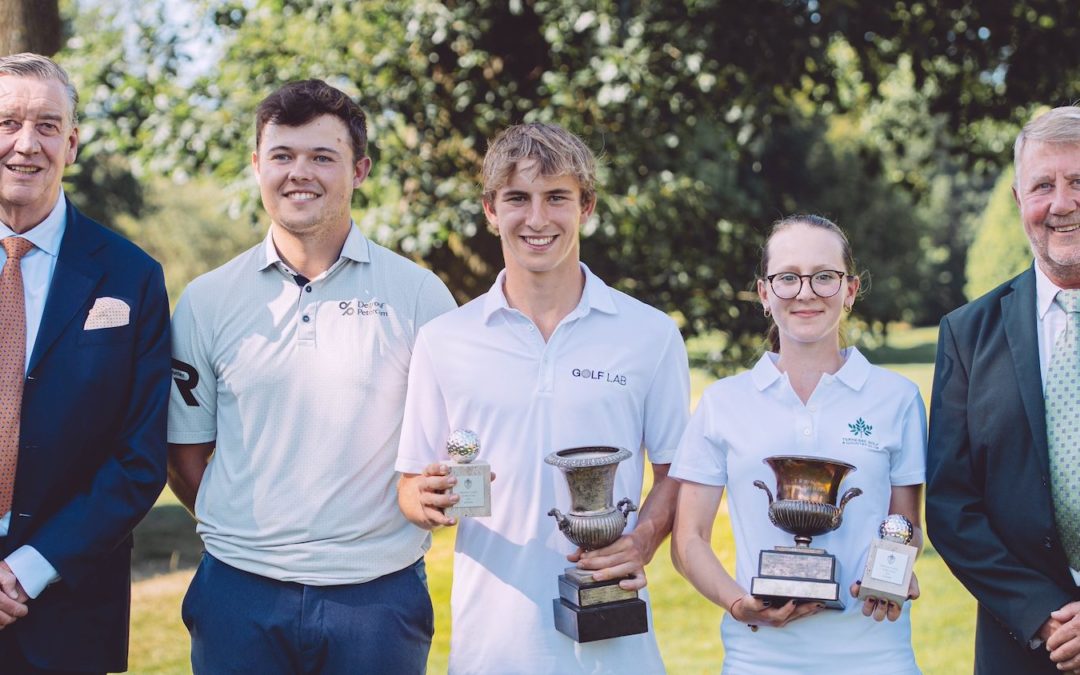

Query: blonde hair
left=481, top=123, right=597, bottom=208
left=0, top=52, right=78, bottom=126
left=1013, top=106, right=1080, bottom=182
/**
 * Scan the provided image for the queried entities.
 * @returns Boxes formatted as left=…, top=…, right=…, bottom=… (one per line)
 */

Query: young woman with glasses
left=669, top=214, right=926, bottom=674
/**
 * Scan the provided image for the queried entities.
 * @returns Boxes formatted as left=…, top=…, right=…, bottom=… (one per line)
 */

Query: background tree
left=965, top=166, right=1031, bottom=299
left=0, top=0, right=61, bottom=56
left=56, top=0, right=1080, bottom=369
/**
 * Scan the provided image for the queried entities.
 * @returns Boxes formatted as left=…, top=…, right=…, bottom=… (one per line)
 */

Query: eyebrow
left=266, top=145, right=342, bottom=156
left=0, top=109, right=65, bottom=122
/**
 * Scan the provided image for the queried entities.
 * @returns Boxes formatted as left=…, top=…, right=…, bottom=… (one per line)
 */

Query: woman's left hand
left=849, top=572, right=920, bottom=622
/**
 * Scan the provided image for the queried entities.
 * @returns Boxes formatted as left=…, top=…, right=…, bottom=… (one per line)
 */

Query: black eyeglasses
left=765, top=270, right=850, bottom=299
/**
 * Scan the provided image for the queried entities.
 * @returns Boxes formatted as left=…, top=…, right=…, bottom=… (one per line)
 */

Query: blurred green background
left=6, top=0, right=1076, bottom=671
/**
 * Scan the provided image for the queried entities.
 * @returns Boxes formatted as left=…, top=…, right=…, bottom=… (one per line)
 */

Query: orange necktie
left=0, top=236, right=35, bottom=516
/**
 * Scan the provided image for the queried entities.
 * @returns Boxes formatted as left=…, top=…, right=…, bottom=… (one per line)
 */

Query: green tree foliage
left=965, top=167, right=1031, bottom=299
left=62, top=0, right=1080, bottom=370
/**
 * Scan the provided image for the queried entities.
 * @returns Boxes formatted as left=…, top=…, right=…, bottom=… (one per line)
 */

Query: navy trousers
left=182, top=553, right=434, bottom=674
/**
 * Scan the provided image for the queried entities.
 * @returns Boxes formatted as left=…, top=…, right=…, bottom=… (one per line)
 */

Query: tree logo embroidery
left=848, top=418, right=873, bottom=437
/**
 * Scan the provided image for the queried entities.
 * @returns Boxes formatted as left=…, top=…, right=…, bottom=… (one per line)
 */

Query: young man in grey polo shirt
left=167, top=80, right=455, bottom=674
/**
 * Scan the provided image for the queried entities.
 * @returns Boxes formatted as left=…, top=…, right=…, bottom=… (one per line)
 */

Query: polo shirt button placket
left=299, top=299, right=317, bottom=343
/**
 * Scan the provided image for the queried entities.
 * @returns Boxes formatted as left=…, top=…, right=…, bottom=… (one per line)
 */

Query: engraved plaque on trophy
left=750, top=455, right=862, bottom=610
left=857, top=514, right=917, bottom=605
left=546, top=446, right=647, bottom=643
left=445, top=429, right=491, bottom=519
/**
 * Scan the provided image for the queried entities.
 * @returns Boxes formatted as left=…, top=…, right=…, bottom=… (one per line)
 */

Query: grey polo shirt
left=169, top=224, right=455, bottom=584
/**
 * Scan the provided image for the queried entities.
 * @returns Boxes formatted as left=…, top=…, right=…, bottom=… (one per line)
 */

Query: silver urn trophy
left=750, top=455, right=862, bottom=609
left=545, top=446, right=647, bottom=642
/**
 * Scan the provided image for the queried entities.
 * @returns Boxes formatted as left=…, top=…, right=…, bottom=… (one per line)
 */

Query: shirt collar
left=750, top=346, right=870, bottom=392
left=257, top=221, right=371, bottom=273
left=0, top=189, right=67, bottom=257
left=481, top=262, right=618, bottom=323
left=1034, top=261, right=1065, bottom=319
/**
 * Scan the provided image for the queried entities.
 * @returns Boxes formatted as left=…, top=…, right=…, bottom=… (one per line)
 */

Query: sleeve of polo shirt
left=641, top=321, right=691, bottom=464
left=396, top=329, right=450, bottom=475
left=669, top=389, right=727, bottom=487
left=167, top=288, right=217, bottom=443
left=412, top=272, right=456, bottom=332
left=890, top=387, right=927, bottom=486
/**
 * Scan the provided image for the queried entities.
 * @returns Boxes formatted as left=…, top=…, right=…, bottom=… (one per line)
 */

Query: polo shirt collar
left=0, top=188, right=67, bottom=256
left=750, top=346, right=870, bottom=392
left=257, top=221, right=371, bottom=273
left=481, top=262, right=618, bottom=323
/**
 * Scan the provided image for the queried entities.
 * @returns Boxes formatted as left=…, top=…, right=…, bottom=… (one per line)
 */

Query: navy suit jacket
left=1, top=200, right=170, bottom=672
left=927, top=266, right=1080, bottom=674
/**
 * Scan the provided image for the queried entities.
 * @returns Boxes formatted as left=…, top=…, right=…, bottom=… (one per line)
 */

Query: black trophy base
left=750, top=546, right=845, bottom=610
left=552, top=597, right=648, bottom=643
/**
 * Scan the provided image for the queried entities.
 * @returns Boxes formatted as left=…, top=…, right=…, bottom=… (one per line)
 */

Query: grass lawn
left=127, top=325, right=975, bottom=673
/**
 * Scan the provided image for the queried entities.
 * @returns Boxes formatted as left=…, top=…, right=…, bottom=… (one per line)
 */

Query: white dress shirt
left=0, top=191, right=66, bottom=598
left=1033, top=262, right=1080, bottom=586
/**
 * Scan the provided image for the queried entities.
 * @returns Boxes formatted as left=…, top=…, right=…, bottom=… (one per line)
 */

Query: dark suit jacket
left=0, top=200, right=170, bottom=672
left=927, top=266, right=1080, bottom=674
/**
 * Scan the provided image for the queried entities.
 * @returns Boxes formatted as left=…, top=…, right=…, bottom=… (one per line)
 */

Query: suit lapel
left=1001, top=267, right=1050, bottom=473
left=28, top=201, right=104, bottom=374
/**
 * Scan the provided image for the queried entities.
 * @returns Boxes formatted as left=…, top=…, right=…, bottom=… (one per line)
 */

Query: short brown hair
left=255, top=79, right=367, bottom=161
left=481, top=123, right=597, bottom=207
left=0, top=52, right=78, bottom=126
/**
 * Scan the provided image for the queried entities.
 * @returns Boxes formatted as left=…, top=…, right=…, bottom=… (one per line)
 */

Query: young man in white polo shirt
left=396, top=123, right=690, bottom=674
left=167, top=80, right=455, bottom=674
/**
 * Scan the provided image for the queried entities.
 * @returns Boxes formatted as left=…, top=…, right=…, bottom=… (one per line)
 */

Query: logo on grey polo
left=571, top=368, right=627, bottom=386
left=339, top=300, right=389, bottom=317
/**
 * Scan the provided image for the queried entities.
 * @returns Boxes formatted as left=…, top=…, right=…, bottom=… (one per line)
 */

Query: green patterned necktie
left=1048, top=288, right=1080, bottom=569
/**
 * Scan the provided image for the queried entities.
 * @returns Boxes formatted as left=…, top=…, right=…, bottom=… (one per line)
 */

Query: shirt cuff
left=4, top=546, right=61, bottom=599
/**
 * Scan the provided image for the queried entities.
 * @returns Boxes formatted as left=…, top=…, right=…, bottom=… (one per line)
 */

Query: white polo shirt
left=396, top=264, right=690, bottom=675
left=169, top=225, right=455, bottom=585
left=671, top=348, right=925, bottom=675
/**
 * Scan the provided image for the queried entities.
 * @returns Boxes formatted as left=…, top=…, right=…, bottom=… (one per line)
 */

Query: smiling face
left=483, top=159, right=594, bottom=282
left=252, top=114, right=370, bottom=240
left=757, top=222, right=859, bottom=351
left=1013, top=140, right=1080, bottom=288
left=0, top=75, right=78, bottom=232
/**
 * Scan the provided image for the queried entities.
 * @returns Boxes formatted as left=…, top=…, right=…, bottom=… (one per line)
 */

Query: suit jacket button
left=1044, top=537, right=1053, bottom=549
left=1042, top=475, right=1049, bottom=486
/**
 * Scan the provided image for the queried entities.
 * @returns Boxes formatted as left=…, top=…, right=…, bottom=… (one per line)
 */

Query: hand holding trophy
left=750, top=455, right=862, bottom=610
left=546, top=446, right=647, bottom=643
left=855, top=514, right=918, bottom=620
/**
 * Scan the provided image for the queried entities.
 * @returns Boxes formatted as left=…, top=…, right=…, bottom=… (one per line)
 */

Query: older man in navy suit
left=0, top=53, right=170, bottom=674
left=927, top=106, right=1080, bottom=674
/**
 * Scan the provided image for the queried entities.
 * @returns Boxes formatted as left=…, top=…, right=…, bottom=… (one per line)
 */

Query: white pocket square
left=84, top=297, right=130, bottom=330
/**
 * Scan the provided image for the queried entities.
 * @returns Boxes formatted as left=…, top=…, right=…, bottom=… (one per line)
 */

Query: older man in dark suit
left=927, top=105, right=1080, bottom=674
left=0, top=53, right=170, bottom=674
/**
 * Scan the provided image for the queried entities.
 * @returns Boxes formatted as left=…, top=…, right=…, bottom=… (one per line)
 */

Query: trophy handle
left=617, top=497, right=638, bottom=518
left=548, top=508, right=570, bottom=534
left=752, top=480, right=774, bottom=505
left=837, top=487, right=863, bottom=513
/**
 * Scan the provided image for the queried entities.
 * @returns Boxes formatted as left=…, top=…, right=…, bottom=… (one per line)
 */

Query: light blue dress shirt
left=0, top=191, right=66, bottom=598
